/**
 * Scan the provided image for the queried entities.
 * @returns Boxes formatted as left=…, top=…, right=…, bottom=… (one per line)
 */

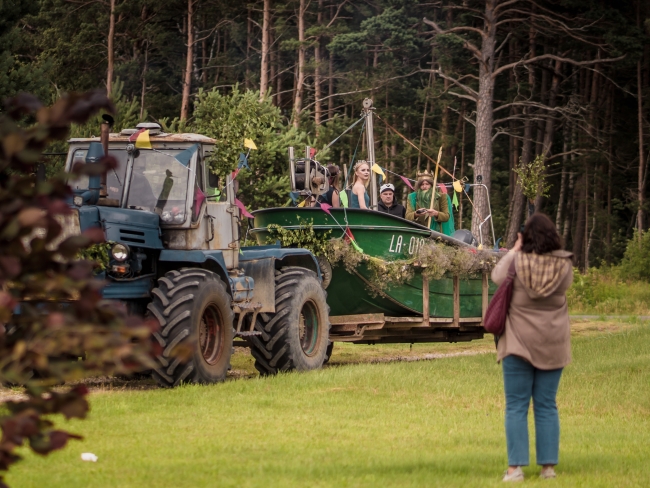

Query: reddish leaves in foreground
left=0, top=92, right=154, bottom=486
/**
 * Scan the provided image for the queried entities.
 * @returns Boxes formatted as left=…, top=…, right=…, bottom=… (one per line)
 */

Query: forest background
left=1, top=0, right=649, bottom=270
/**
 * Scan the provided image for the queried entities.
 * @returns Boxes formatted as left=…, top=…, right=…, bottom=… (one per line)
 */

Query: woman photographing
left=491, top=213, right=574, bottom=482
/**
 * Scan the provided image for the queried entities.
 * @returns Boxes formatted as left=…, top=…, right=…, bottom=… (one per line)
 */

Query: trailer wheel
left=249, top=267, right=330, bottom=375
left=148, top=268, right=234, bottom=387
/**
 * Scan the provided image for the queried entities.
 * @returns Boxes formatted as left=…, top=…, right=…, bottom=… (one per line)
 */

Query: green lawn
left=7, top=322, right=650, bottom=487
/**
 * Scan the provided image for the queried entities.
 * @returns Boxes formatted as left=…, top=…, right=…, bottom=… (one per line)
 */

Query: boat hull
left=250, top=207, right=497, bottom=319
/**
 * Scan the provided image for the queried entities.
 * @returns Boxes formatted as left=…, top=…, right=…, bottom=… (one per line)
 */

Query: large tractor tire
left=249, top=267, right=330, bottom=375
left=148, top=268, right=234, bottom=387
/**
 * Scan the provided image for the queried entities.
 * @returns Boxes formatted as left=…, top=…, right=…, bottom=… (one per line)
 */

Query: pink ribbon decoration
left=128, top=128, right=146, bottom=142
left=319, top=203, right=332, bottom=216
left=193, top=187, right=206, bottom=218
left=234, top=198, right=254, bottom=219
left=438, top=183, right=448, bottom=194
left=400, top=175, right=414, bottom=191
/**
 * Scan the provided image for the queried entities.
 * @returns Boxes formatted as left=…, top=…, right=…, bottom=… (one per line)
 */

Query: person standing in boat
left=378, top=183, right=405, bottom=218
left=405, top=171, right=451, bottom=234
left=349, top=160, right=370, bottom=209
left=315, top=164, right=341, bottom=208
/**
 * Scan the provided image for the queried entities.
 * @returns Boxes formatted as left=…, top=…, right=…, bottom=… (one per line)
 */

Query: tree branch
left=326, top=0, right=351, bottom=28
left=492, top=53, right=625, bottom=79
left=420, top=68, right=478, bottom=99
left=422, top=17, right=483, bottom=59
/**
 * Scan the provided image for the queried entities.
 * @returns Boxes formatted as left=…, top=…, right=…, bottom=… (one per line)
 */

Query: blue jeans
left=502, top=355, right=564, bottom=466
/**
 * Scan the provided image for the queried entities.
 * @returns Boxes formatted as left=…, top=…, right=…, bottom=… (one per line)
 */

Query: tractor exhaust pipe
left=100, top=114, right=114, bottom=197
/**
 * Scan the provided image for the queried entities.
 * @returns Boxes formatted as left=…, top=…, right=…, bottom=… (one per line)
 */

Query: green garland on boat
left=266, top=220, right=503, bottom=290
left=326, top=238, right=502, bottom=291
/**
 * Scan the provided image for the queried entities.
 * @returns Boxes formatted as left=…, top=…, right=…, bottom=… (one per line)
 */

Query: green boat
left=248, top=99, right=500, bottom=345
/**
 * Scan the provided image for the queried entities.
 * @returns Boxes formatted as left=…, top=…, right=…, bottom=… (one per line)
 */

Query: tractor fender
left=239, top=246, right=321, bottom=278
left=238, top=246, right=321, bottom=313
left=158, top=250, right=232, bottom=296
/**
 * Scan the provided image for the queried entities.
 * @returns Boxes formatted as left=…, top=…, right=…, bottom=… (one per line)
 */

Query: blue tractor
left=65, top=122, right=330, bottom=387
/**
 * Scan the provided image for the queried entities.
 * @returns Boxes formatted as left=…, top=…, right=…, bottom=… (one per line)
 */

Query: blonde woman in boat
left=350, top=160, right=370, bottom=209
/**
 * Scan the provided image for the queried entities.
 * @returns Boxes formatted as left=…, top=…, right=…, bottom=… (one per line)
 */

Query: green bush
left=162, top=86, right=310, bottom=211
left=619, top=230, right=650, bottom=282
left=567, top=266, right=650, bottom=315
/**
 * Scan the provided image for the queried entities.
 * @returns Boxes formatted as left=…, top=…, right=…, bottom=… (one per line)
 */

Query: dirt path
left=0, top=318, right=635, bottom=400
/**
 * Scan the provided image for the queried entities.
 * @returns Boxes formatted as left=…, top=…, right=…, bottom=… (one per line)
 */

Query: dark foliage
left=0, top=92, right=156, bottom=487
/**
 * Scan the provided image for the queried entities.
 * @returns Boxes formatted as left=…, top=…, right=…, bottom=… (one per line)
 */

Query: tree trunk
left=471, top=0, right=497, bottom=245
left=563, top=170, right=575, bottom=245
left=140, top=41, right=149, bottom=119
left=201, top=16, right=207, bottom=83
left=260, top=0, right=271, bottom=99
left=292, top=0, right=306, bottom=128
left=555, top=135, right=568, bottom=231
left=180, top=0, right=195, bottom=121
left=106, top=0, right=116, bottom=96
left=314, top=0, right=323, bottom=131
left=607, top=88, right=614, bottom=261
left=638, top=57, right=645, bottom=235
left=270, top=28, right=277, bottom=104
left=572, top=174, right=586, bottom=267
left=535, top=59, right=562, bottom=211
left=328, top=52, right=334, bottom=120
left=584, top=167, right=590, bottom=269
left=246, top=7, right=252, bottom=89
left=417, top=66, right=433, bottom=172
left=506, top=26, right=537, bottom=246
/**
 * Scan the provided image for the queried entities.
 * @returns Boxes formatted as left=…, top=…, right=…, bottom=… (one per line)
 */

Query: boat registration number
left=388, top=234, right=427, bottom=255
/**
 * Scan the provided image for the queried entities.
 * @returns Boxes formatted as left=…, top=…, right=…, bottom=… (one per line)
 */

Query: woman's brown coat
left=491, top=249, right=574, bottom=370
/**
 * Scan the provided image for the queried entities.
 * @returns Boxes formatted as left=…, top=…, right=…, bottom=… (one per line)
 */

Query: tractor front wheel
left=148, top=268, right=234, bottom=387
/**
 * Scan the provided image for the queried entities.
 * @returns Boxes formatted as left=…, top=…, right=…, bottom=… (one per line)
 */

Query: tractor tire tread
left=249, top=267, right=330, bottom=376
left=150, top=268, right=233, bottom=388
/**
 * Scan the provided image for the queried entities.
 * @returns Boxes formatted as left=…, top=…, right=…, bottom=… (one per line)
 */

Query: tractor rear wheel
left=249, top=267, right=330, bottom=375
left=148, top=268, right=234, bottom=387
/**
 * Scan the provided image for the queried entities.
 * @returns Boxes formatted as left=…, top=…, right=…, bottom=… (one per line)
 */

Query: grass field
left=6, top=320, right=650, bottom=487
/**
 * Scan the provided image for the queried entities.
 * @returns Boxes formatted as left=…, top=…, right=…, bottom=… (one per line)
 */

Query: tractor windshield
left=125, top=149, right=193, bottom=224
left=68, top=147, right=195, bottom=224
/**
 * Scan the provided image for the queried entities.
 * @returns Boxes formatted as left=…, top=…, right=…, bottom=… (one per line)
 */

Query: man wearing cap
left=378, top=183, right=406, bottom=218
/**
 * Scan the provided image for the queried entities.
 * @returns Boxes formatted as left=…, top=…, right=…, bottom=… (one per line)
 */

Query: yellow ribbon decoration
left=371, top=164, right=385, bottom=178
left=135, top=129, right=152, bottom=149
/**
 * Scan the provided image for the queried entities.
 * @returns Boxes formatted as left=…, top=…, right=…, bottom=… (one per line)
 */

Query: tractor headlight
left=160, top=210, right=185, bottom=224
left=73, top=195, right=83, bottom=206
left=111, top=243, right=130, bottom=262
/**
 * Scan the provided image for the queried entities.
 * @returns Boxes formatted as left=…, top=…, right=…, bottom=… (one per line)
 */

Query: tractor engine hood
left=78, top=206, right=163, bottom=249
left=99, top=207, right=163, bottom=249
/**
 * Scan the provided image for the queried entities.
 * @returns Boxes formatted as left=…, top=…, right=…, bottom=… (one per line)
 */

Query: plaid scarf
left=515, top=252, right=571, bottom=298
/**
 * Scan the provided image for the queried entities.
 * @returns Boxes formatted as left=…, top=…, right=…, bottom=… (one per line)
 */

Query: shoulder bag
left=483, top=260, right=516, bottom=335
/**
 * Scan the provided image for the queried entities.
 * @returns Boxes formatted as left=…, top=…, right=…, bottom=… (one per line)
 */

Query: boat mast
left=362, top=98, right=377, bottom=209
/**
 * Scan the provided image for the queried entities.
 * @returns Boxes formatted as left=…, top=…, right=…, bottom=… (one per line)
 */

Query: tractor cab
left=65, top=122, right=241, bottom=293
